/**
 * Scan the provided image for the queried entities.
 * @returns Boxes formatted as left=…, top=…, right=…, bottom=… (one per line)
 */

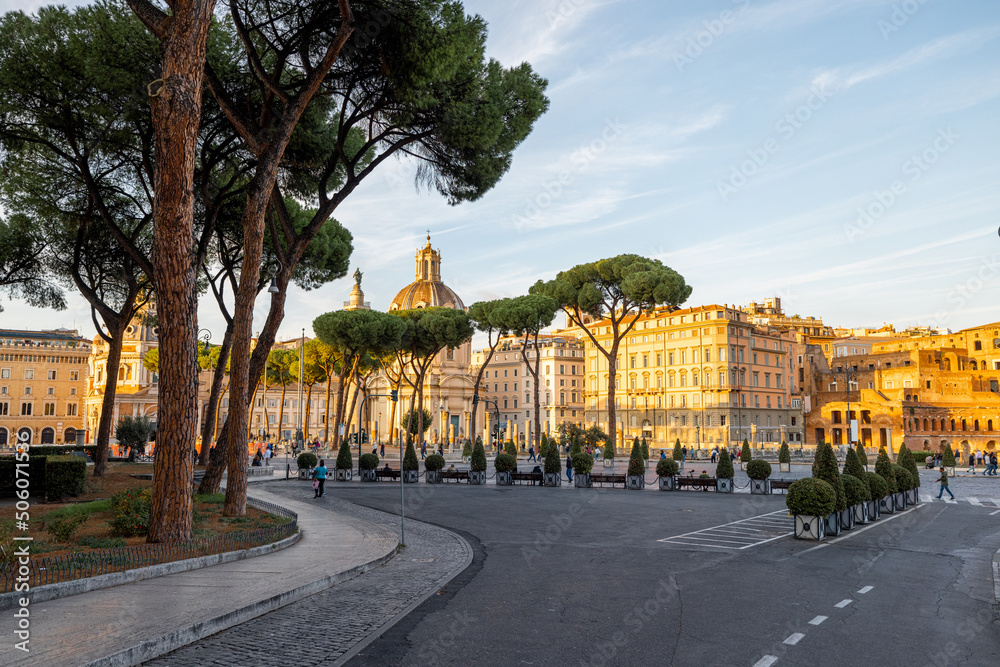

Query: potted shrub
left=746, top=459, right=772, bottom=494
left=898, top=444, right=921, bottom=504
left=469, top=441, right=487, bottom=484
left=942, top=443, right=956, bottom=476
left=462, top=440, right=472, bottom=463
left=603, top=441, right=616, bottom=468
left=402, top=440, right=420, bottom=483
left=875, top=447, right=897, bottom=512
left=641, top=437, right=649, bottom=462
left=672, top=439, right=683, bottom=466
left=297, top=452, right=318, bottom=480
left=359, top=453, right=379, bottom=482
left=543, top=440, right=562, bottom=486
left=505, top=440, right=518, bottom=458
left=864, top=471, right=886, bottom=520
left=656, top=457, right=679, bottom=491
left=786, top=477, right=836, bottom=541
left=629, top=436, right=645, bottom=471
left=626, top=440, right=645, bottom=489
left=494, top=453, right=517, bottom=485
left=715, top=444, right=734, bottom=492
left=892, top=464, right=912, bottom=509
left=778, top=441, right=791, bottom=473
left=740, top=440, right=752, bottom=471
left=842, top=473, right=870, bottom=524
left=572, top=452, right=594, bottom=488
left=424, top=453, right=445, bottom=483
left=335, top=441, right=353, bottom=481
left=855, top=442, right=869, bottom=471
left=813, top=442, right=847, bottom=534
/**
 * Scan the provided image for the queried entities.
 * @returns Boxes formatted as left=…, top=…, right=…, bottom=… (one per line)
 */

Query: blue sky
left=3, top=0, right=999, bottom=344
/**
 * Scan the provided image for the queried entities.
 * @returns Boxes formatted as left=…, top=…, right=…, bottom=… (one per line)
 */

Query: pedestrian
left=729, top=449, right=736, bottom=463
left=420, top=442, right=426, bottom=460
left=566, top=454, right=573, bottom=482
left=313, top=459, right=328, bottom=498
left=711, top=449, right=717, bottom=463
left=264, top=445, right=272, bottom=466
left=660, top=450, right=666, bottom=460
left=936, top=466, right=954, bottom=500
left=380, top=442, right=385, bottom=457
left=990, top=452, right=999, bottom=476
left=968, top=452, right=976, bottom=474
left=976, top=449, right=984, bottom=467
left=252, top=448, right=263, bottom=467
left=528, top=446, right=536, bottom=462
left=682, top=446, right=687, bottom=462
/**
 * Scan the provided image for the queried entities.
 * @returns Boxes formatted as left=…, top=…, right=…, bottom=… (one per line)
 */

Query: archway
left=987, top=440, right=997, bottom=452
left=17, top=427, right=31, bottom=445
left=0, top=427, right=6, bottom=446
left=40, top=427, right=55, bottom=444
left=64, top=427, right=76, bottom=443
left=641, top=419, right=652, bottom=440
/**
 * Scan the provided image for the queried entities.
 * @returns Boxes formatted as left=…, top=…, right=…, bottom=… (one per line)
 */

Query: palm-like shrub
left=544, top=439, right=562, bottom=474
left=786, top=478, right=836, bottom=516
left=841, top=473, right=870, bottom=505
left=424, top=454, right=446, bottom=471
left=470, top=441, right=487, bottom=472
left=656, top=458, right=679, bottom=477
left=942, top=443, right=956, bottom=467
left=813, top=441, right=847, bottom=511
left=855, top=441, right=868, bottom=468
left=572, top=452, right=594, bottom=475
left=715, top=446, right=735, bottom=479
left=778, top=441, right=790, bottom=464
left=297, top=452, right=318, bottom=469
left=875, top=447, right=897, bottom=493
left=494, top=453, right=517, bottom=473
left=359, top=453, right=379, bottom=470
left=403, top=441, right=420, bottom=471
left=627, top=439, right=644, bottom=477
left=672, top=439, right=683, bottom=461
left=746, top=459, right=772, bottom=480
left=741, top=440, right=751, bottom=464
left=335, top=441, right=352, bottom=470
left=865, top=471, right=888, bottom=499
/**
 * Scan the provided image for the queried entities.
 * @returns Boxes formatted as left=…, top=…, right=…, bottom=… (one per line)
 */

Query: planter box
left=794, top=515, right=826, bottom=541
left=749, top=478, right=771, bottom=495
left=852, top=502, right=868, bottom=525
left=894, top=491, right=906, bottom=509
left=402, top=469, right=419, bottom=484
left=944, top=466, right=955, bottom=476
left=298, top=468, right=313, bottom=480
left=462, top=456, right=469, bottom=464
left=603, top=458, right=616, bottom=468
left=626, top=475, right=644, bottom=490
left=878, top=495, right=894, bottom=514
left=865, top=499, right=880, bottom=521
left=335, top=468, right=352, bottom=482
left=823, top=512, right=842, bottom=537
left=574, top=473, right=592, bottom=488
left=543, top=472, right=562, bottom=487
left=425, top=470, right=441, bottom=484
left=839, top=507, right=855, bottom=531
left=495, top=471, right=512, bottom=486
left=779, top=462, right=791, bottom=473
left=658, top=475, right=676, bottom=491
left=716, top=478, right=734, bottom=493
left=360, top=469, right=377, bottom=482
left=908, top=487, right=920, bottom=504
left=469, top=470, right=486, bottom=485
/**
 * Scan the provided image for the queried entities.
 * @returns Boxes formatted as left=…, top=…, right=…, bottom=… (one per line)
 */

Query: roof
left=389, top=280, right=465, bottom=311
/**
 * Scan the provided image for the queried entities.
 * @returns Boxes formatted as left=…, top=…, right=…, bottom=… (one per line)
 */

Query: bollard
left=286, top=463, right=290, bottom=480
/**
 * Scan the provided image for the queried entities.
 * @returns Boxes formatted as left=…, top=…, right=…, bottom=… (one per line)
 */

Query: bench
left=589, top=473, right=626, bottom=488
left=440, top=470, right=469, bottom=483
left=375, top=469, right=401, bottom=481
left=676, top=476, right=716, bottom=491
left=770, top=479, right=793, bottom=493
left=511, top=472, right=543, bottom=485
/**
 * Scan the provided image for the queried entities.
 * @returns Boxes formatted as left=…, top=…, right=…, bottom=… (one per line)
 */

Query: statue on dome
left=353, top=268, right=363, bottom=287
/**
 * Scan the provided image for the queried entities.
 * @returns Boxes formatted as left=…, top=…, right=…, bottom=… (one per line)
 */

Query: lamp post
left=845, top=366, right=857, bottom=449
left=297, top=328, right=305, bottom=452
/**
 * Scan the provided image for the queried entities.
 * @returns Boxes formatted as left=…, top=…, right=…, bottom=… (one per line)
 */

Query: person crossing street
left=936, top=466, right=954, bottom=500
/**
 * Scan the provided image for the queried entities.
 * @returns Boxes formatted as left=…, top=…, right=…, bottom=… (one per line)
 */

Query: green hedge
left=892, top=464, right=913, bottom=491
left=942, top=443, right=955, bottom=467
left=656, top=458, right=679, bottom=477
left=494, top=453, right=517, bottom=473
left=572, top=452, right=594, bottom=475
left=424, top=454, right=445, bottom=471
left=28, top=445, right=98, bottom=458
left=0, top=455, right=48, bottom=495
left=746, top=459, right=772, bottom=480
left=842, top=473, right=870, bottom=505
left=786, top=478, right=836, bottom=516
left=44, top=455, right=87, bottom=502
left=359, top=453, right=379, bottom=470
left=866, top=471, right=888, bottom=499
left=297, top=452, right=318, bottom=469
left=910, top=450, right=933, bottom=465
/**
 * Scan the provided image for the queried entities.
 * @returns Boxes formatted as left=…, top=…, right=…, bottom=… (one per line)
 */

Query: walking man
left=936, top=466, right=954, bottom=500
left=528, top=446, right=536, bottom=462
left=566, top=453, right=573, bottom=483
left=968, top=452, right=976, bottom=474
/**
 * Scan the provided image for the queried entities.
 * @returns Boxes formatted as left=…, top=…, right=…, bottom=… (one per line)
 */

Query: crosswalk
left=657, top=509, right=792, bottom=550
left=919, top=495, right=1000, bottom=508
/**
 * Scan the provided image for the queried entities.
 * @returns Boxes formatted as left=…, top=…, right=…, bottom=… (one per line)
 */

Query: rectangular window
left=67, top=403, right=78, bottom=416
left=0, top=369, right=8, bottom=379
left=24, top=369, right=33, bottom=380
left=24, top=386, right=31, bottom=395
left=21, top=402, right=32, bottom=416
left=70, top=370, right=79, bottom=381
left=0, top=402, right=7, bottom=415
left=47, top=370, right=56, bottom=380
left=47, top=387, right=54, bottom=395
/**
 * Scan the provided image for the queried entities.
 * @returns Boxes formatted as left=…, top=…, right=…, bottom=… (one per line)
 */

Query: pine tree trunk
left=606, top=350, right=618, bottom=457
left=324, top=373, right=333, bottom=444
left=93, top=322, right=126, bottom=476
left=199, top=324, right=232, bottom=465
left=304, top=385, right=313, bottom=440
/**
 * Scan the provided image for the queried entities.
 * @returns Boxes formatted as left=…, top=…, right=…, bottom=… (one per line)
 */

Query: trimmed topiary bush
left=844, top=448, right=867, bottom=488
left=892, top=464, right=913, bottom=491
left=672, top=439, right=683, bottom=461
left=494, top=453, right=517, bottom=473
left=746, top=459, right=772, bottom=480
left=813, top=441, right=847, bottom=511
left=656, top=458, right=679, bottom=477
left=403, top=441, right=420, bottom=471
left=641, top=437, right=649, bottom=460
left=505, top=440, right=518, bottom=457
left=741, top=440, right=752, bottom=464
left=786, top=478, right=836, bottom=516
left=899, top=444, right=920, bottom=488
left=855, top=442, right=868, bottom=468
left=842, top=473, right=870, bottom=506
left=359, top=453, right=379, bottom=470
left=779, top=441, right=791, bottom=464
left=471, top=441, right=487, bottom=472
left=44, top=455, right=87, bottom=502
left=336, top=441, right=353, bottom=470
left=571, top=436, right=583, bottom=457
left=297, top=452, right=318, bottom=469
left=424, top=454, right=445, bottom=471
left=603, top=441, right=615, bottom=460
left=715, top=446, right=734, bottom=479
left=875, top=447, right=897, bottom=493
left=627, top=440, right=644, bottom=477
left=462, top=440, right=472, bottom=458
left=544, top=439, right=562, bottom=474
left=865, top=471, right=888, bottom=499
left=942, top=443, right=955, bottom=467
left=572, top=452, right=594, bottom=475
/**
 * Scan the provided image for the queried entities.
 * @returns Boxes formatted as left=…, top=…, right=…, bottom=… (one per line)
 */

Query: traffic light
left=390, top=389, right=398, bottom=401
left=472, top=395, right=479, bottom=405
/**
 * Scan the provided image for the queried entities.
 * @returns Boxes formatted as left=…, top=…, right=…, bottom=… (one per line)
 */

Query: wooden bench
left=676, top=476, right=716, bottom=491
left=511, top=472, right=543, bottom=485
left=440, top=470, right=469, bottom=483
left=770, top=479, right=793, bottom=493
left=375, top=469, right=401, bottom=481
left=589, top=473, right=626, bottom=488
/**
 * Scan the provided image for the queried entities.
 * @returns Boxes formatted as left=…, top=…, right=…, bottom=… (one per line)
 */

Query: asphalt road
left=316, top=476, right=1000, bottom=667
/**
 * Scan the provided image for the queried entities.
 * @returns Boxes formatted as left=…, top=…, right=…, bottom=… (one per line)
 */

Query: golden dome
left=388, top=235, right=465, bottom=311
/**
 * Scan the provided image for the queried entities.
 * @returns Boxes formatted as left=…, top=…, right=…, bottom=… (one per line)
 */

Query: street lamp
left=844, top=366, right=857, bottom=449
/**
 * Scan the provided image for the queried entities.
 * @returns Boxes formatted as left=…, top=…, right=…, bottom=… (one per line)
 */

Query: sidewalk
left=1, top=484, right=398, bottom=667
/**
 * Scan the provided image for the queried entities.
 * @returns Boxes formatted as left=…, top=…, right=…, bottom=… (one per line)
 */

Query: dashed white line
left=834, top=599, right=853, bottom=608
left=857, top=586, right=873, bottom=594
left=808, top=615, right=827, bottom=625
left=783, top=633, right=805, bottom=646
left=753, top=655, right=779, bottom=667
left=991, top=509, right=1000, bottom=516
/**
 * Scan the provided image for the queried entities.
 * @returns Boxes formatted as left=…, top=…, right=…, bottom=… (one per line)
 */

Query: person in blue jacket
left=313, top=459, right=328, bottom=498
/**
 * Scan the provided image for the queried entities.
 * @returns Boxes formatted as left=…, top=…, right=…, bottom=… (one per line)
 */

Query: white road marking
left=858, top=586, right=873, bottom=594
left=990, top=509, right=1000, bottom=516
left=783, top=633, right=805, bottom=646
left=991, top=498, right=1000, bottom=506
left=798, top=503, right=926, bottom=554
left=835, top=599, right=853, bottom=608
left=967, top=497, right=981, bottom=506
left=658, top=509, right=792, bottom=550
left=753, top=656, right=779, bottom=667
left=808, top=615, right=827, bottom=625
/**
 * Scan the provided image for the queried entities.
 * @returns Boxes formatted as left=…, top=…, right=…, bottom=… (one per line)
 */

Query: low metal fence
left=0, top=498, right=296, bottom=592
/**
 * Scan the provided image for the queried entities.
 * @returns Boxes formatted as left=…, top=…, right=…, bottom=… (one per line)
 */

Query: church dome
left=388, top=235, right=465, bottom=311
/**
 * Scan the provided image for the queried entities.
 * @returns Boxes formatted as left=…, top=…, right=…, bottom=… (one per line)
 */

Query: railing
left=0, top=498, right=296, bottom=593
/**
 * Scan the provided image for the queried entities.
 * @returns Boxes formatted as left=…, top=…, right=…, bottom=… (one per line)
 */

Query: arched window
left=961, top=419, right=967, bottom=431
left=40, top=427, right=55, bottom=444
left=989, top=419, right=994, bottom=431
left=64, top=427, right=76, bottom=443
left=974, top=420, right=980, bottom=431
left=923, top=418, right=928, bottom=431
left=0, top=427, right=6, bottom=446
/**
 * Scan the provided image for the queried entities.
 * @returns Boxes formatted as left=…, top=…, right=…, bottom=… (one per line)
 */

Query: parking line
left=858, top=586, right=873, bottom=594
left=753, top=656, right=778, bottom=667
left=834, top=599, right=852, bottom=608
left=808, top=615, right=827, bottom=625
left=783, top=633, right=805, bottom=646
left=798, top=504, right=926, bottom=555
